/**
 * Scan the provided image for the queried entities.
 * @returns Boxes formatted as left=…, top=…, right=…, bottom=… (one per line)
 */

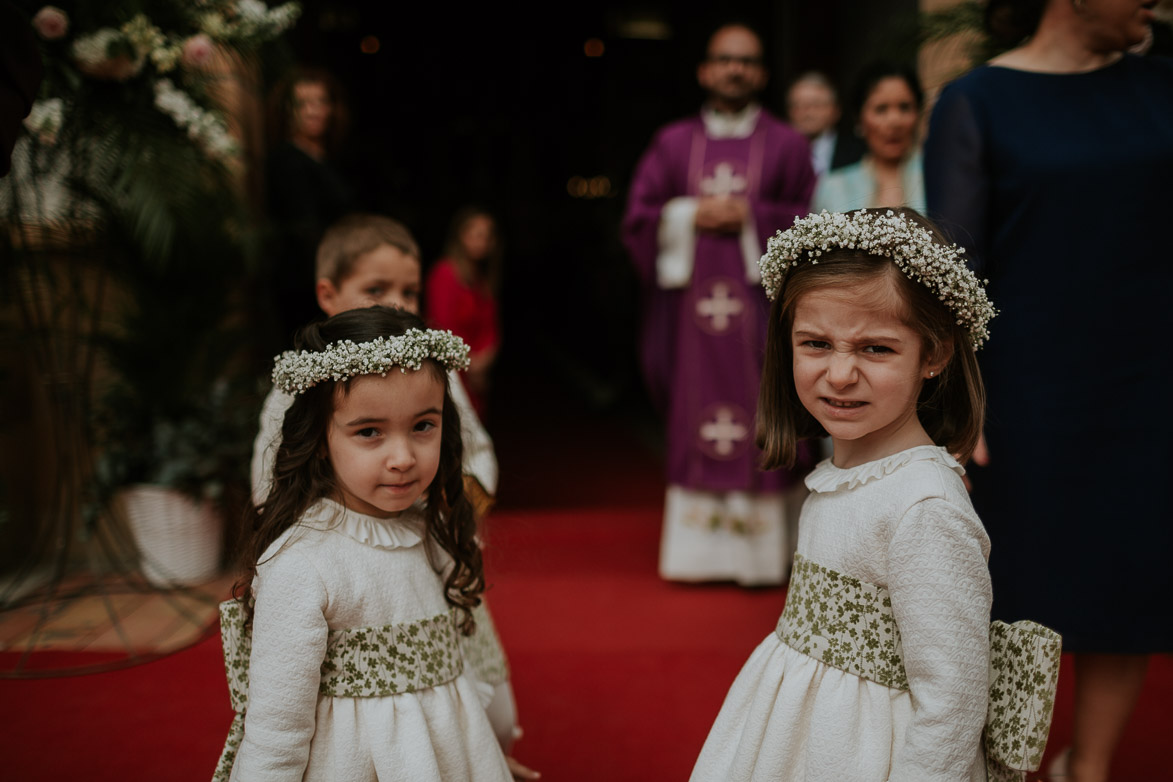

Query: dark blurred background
left=275, top=0, right=922, bottom=416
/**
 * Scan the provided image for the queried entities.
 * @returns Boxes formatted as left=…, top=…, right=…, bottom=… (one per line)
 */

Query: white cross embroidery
left=700, top=162, right=747, bottom=197
left=696, top=282, right=743, bottom=332
left=699, top=406, right=749, bottom=457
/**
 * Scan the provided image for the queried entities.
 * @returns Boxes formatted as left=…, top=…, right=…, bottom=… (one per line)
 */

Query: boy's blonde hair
left=315, top=214, right=420, bottom=284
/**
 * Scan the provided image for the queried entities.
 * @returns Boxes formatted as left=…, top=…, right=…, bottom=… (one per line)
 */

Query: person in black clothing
left=264, top=66, right=358, bottom=347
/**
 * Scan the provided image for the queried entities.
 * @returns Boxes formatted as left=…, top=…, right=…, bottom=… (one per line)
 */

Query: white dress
left=246, top=373, right=518, bottom=752
left=690, top=446, right=992, bottom=782
left=229, top=498, right=511, bottom=782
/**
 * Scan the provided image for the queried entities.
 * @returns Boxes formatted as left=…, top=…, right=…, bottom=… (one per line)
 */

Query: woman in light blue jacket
left=813, top=62, right=924, bottom=213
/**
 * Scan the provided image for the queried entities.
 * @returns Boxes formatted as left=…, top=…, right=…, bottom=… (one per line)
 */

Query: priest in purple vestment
left=622, top=23, right=815, bottom=585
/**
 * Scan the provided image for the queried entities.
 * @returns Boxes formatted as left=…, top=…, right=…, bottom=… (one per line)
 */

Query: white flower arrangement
left=154, top=78, right=239, bottom=160
left=71, top=28, right=144, bottom=80
left=31, top=1, right=301, bottom=163
left=199, top=0, right=301, bottom=41
left=272, top=330, right=473, bottom=395
left=759, top=209, right=998, bottom=348
left=23, top=98, right=65, bottom=145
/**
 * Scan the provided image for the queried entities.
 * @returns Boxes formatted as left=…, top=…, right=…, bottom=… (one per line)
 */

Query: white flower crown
left=759, top=209, right=997, bottom=348
left=272, top=328, right=471, bottom=395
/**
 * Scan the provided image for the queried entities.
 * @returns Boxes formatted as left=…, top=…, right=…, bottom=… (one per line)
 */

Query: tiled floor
left=0, top=570, right=234, bottom=663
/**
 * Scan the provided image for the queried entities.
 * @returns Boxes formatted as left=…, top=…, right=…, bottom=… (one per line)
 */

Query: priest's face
left=698, top=26, right=767, bottom=112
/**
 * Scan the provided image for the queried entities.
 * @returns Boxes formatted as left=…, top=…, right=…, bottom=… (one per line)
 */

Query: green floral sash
left=776, top=555, right=1062, bottom=782
left=462, top=602, right=510, bottom=687
left=211, top=600, right=465, bottom=782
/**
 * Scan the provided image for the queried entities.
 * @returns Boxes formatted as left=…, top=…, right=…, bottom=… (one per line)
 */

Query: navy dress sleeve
left=923, top=83, right=989, bottom=275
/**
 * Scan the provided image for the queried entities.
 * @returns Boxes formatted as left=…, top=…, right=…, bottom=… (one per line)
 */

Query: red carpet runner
left=2, top=374, right=1170, bottom=780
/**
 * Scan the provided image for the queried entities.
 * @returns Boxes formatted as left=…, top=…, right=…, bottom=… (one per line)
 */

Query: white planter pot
left=116, top=484, right=223, bottom=587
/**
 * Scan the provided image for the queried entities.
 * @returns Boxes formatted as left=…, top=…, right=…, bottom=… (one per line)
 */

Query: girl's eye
left=357, top=427, right=379, bottom=438
left=800, top=339, right=829, bottom=350
left=414, top=420, right=438, bottom=434
left=863, top=345, right=893, bottom=355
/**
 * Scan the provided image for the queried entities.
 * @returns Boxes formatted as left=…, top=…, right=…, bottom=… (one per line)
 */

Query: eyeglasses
left=707, top=55, right=763, bottom=68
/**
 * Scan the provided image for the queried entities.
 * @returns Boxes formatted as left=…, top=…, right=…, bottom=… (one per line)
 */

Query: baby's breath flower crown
left=759, top=209, right=997, bottom=348
left=272, top=328, right=471, bottom=395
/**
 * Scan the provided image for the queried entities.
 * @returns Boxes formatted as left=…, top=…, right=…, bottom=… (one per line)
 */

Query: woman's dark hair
left=984, top=0, right=1047, bottom=47
left=850, top=60, right=924, bottom=120
left=757, top=208, right=986, bottom=469
left=265, top=65, right=351, bottom=155
left=233, top=306, right=484, bottom=634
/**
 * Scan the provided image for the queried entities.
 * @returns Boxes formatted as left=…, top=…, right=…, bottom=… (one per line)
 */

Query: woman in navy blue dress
left=924, top=1, right=1173, bottom=780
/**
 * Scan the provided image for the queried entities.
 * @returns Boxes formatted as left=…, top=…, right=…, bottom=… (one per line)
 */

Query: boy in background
left=251, top=213, right=497, bottom=506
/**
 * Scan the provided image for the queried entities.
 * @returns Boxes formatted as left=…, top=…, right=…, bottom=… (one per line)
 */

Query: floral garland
left=154, top=78, right=238, bottom=160
left=25, top=2, right=301, bottom=162
left=272, top=330, right=472, bottom=395
left=759, top=209, right=998, bottom=348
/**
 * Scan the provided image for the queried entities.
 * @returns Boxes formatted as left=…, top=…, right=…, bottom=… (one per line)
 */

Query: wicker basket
left=116, top=484, right=223, bottom=587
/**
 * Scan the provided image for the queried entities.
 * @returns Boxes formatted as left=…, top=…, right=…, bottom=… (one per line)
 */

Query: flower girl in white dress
left=690, top=209, right=1060, bottom=782
left=214, top=306, right=511, bottom=782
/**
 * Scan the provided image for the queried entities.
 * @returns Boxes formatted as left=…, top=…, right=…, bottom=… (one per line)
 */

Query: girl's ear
left=925, top=336, right=954, bottom=379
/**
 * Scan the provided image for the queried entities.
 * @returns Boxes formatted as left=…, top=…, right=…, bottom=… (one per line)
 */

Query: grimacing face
left=790, top=275, right=944, bottom=468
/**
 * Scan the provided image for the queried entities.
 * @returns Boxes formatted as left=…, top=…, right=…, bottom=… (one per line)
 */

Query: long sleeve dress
left=690, top=446, right=992, bottom=782
left=224, top=498, right=511, bottom=782
left=245, top=378, right=513, bottom=749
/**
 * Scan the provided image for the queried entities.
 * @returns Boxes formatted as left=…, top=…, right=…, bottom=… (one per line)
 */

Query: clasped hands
left=694, top=195, right=749, bottom=234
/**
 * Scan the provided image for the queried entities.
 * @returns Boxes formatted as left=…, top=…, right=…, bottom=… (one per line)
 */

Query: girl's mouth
left=825, top=398, right=865, bottom=409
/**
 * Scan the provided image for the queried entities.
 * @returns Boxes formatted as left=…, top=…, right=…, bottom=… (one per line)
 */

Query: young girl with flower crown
left=213, top=306, right=512, bottom=782
left=689, top=208, right=1060, bottom=782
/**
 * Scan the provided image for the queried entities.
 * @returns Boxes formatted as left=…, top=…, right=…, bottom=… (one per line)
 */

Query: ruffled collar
left=301, top=498, right=425, bottom=550
left=804, top=445, right=964, bottom=494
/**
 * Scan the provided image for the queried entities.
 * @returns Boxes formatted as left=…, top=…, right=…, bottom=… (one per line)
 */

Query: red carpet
left=2, top=374, right=1171, bottom=781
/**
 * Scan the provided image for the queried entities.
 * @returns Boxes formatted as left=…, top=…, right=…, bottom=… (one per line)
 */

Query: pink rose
left=181, top=34, right=214, bottom=69
left=32, top=6, right=69, bottom=40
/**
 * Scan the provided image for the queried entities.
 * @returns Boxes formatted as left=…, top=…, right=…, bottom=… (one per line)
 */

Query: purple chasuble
left=623, top=110, right=815, bottom=493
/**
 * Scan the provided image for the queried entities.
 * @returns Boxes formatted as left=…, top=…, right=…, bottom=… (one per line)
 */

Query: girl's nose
left=384, top=439, right=415, bottom=471
left=826, top=351, right=858, bottom=387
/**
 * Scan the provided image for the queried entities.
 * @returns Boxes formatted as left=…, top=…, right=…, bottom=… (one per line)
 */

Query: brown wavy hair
left=233, top=306, right=484, bottom=634
left=756, top=208, right=986, bottom=469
